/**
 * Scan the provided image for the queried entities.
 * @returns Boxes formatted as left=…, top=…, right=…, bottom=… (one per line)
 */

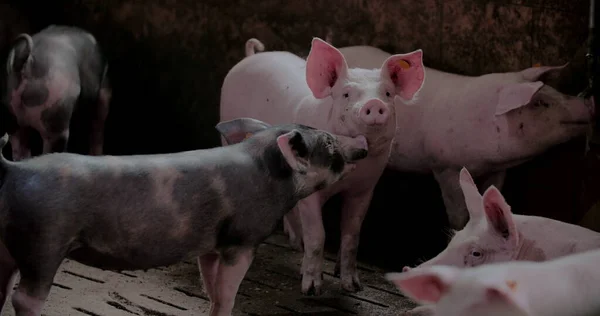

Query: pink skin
left=220, top=38, right=425, bottom=294
left=335, top=45, right=594, bottom=230
left=387, top=249, right=600, bottom=316
left=399, top=167, right=600, bottom=315
left=198, top=250, right=254, bottom=316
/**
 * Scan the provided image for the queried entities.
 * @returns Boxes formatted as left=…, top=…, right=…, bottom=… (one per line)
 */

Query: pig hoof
left=341, top=278, right=363, bottom=293
left=301, top=274, right=323, bottom=296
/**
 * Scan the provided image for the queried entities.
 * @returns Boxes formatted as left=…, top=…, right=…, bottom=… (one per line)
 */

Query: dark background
left=0, top=0, right=598, bottom=270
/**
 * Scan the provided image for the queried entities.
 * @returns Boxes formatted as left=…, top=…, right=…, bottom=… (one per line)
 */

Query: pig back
left=220, top=51, right=311, bottom=126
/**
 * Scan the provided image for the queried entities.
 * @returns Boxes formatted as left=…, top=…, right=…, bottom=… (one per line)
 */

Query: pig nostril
left=378, top=109, right=383, bottom=114
left=366, top=109, right=371, bottom=115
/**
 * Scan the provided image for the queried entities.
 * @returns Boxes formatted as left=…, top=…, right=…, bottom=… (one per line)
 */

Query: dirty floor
left=3, top=233, right=416, bottom=316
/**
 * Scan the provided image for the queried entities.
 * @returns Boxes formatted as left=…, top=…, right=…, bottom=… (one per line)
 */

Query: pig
left=220, top=37, right=426, bottom=295
left=398, top=167, right=600, bottom=316
left=2, top=24, right=112, bottom=160
left=0, top=117, right=368, bottom=316
left=386, top=248, right=600, bottom=316
left=329, top=42, right=594, bottom=230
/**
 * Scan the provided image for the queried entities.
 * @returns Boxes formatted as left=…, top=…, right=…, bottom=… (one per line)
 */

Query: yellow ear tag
left=506, top=280, right=518, bottom=291
left=533, top=63, right=542, bottom=68
left=243, top=133, right=253, bottom=140
left=398, top=60, right=411, bottom=69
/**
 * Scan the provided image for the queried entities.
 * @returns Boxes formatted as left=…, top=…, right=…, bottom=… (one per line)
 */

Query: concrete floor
left=2, top=233, right=416, bottom=316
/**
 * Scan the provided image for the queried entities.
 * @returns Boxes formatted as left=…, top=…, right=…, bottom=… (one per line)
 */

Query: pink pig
left=332, top=43, right=594, bottom=230
left=220, top=38, right=425, bottom=294
left=408, top=167, right=600, bottom=270
left=397, top=167, right=600, bottom=316
left=387, top=248, right=600, bottom=316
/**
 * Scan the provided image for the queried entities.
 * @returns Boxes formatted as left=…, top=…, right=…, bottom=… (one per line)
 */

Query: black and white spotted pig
left=0, top=117, right=368, bottom=316
left=3, top=24, right=111, bottom=160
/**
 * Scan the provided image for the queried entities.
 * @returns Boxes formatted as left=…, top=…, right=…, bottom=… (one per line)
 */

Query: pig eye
left=343, top=93, right=349, bottom=98
left=385, top=91, right=391, bottom=97
left=471, top=251, right=482, bottom=257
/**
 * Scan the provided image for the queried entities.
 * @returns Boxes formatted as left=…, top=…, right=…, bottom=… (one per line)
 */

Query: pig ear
left=495, top=81, right=544, bottom=116
left=381, top=49, right=425, bottom=101
left=459, top=167, right=484, bottom=220
left=305, top=37, right=349, bottom=99
left=385, top=266, right=459, bottom=304
left=276, top=129, right=309, bottom=172
left=520, top=64, right=567, bottom=82
left=482, top=186, right=518, bottom=246
left=215, top=118, right=271, bottom=145
left=483, top=286, right=531, bottom=316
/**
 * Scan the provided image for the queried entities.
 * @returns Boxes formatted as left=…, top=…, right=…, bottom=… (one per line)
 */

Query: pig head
left=3, top=25, right=111, bottom=161
left=332, top=39, right=594, bottom=230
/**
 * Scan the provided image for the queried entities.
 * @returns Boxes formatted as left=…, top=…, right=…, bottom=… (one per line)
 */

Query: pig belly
left=220, top=51, right=310, bottom=126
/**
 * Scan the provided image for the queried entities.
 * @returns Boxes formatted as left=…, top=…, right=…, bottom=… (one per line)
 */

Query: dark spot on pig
left=314, top=181, right=326, bottom=191
left=340, top=115, right=345, bottom=122
left=447, top=128, right=454, bottom=133
left=329, top=152, right=345, bottom=174
left=266, top=98, right=269, bottom=102
left=519, top=123, right=524, bottom=131
left=496, top=126, right=501, bottom=133
left=41, top=106, right=70, bottom=134
left=21, top=81, right=49, bottom=107
left=257, top=142, right=293, bottom=179
left=286, top=86, right=289, bottom=89
left=289, top=132, right=308, bottom=157
left=216, top=216, right=244, bottom=249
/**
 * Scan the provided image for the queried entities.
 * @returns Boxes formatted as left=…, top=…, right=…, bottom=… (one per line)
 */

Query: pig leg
left=209, top=249, right=254, bottom=316
left=89, top=68, right=111, bottom=156
left=433, top=168, right=469, bottom=229
left=41, top=130, right=69, bottom=154
left=11, top=259, right=63, bottom=316
left=333, top=189, right=374, bottom=293
left=0, top=241, right=17, bottom=313
left=283, top=206, right=304, bottom=251
left=198, top=253, right=220, bottom=300
left=9, top=127, right=31, bottom=161
left=299, top=194, right=326, bottom=296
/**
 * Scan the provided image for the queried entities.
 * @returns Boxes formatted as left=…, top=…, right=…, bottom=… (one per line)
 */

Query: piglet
left=387, top=248, right=600, bottom=316
left=221, top=37, right=425, bottom=295
left=0, top=117, right=368, bottom=316
left=399, top=167, right=600, bottom=315
left=3, top=24, right=111, bottom=160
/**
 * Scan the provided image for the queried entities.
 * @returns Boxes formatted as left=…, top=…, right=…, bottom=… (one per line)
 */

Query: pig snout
left=358, top=99, right=390, bottom=126
left=340, top=135, right=369, bottom=162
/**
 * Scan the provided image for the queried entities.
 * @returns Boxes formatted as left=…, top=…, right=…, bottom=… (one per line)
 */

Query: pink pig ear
left=381, top=49, right=425, bottom=101
left=495, top=81, right=544, bottom=116
left=306, top=37, right=349, bottom=99
left=484, top=286, right=531, bottom=316
left=385, top=266, right=458, bottom=304
left=276, top=130, right=309, bottom=173
left=459, top=167, right=483, bottom=220
left=482, top=186, right=519, bottom=247
left=215, top=117, right=271, bottom=145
